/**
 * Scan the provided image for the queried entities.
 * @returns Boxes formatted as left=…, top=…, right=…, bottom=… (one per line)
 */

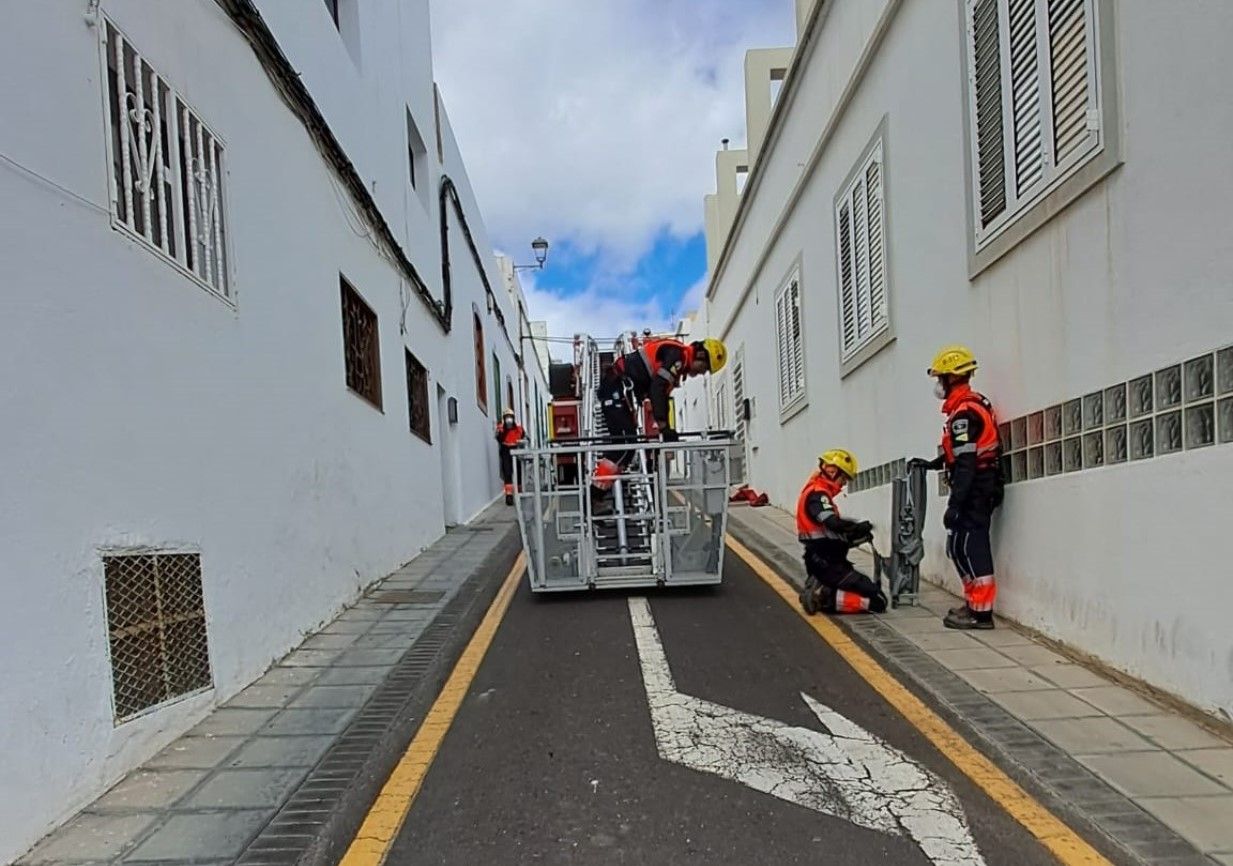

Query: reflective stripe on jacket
left=940, top=386, right=1000, bottom=467
left=795, top=473, right=846, bottom=542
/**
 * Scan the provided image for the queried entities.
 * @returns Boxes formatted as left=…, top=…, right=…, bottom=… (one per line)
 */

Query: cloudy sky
left=430, top=1, right=796, bottom=356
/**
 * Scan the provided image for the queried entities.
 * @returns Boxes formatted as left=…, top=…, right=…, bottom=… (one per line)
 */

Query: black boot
left=800, top=576, right=820, bottom=615
left=944, top=608, right=994, bottom=630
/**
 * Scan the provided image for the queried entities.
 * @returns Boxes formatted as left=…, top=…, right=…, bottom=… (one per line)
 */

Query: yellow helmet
left=502, top=407, right=515, bottom=418
left=702, top=338, right=728, bottom=373
left=927, top=345, right=978, bottom=377
left=819, top=448, right=859, bottom=478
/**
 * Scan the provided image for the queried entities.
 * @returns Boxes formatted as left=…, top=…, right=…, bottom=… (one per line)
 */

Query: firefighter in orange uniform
left=797, top=449, right=888, bottom=616
left=597, top=336, right=727, bottom=464
left=495, top=408, right=525, bottom=505
left=911, top=346, right=1004, bottom=630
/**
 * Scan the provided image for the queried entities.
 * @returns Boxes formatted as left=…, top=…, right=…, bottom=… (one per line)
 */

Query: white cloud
left=518, top=271, right=704, bottom=361
left=430, top=0, right=796, bottom=271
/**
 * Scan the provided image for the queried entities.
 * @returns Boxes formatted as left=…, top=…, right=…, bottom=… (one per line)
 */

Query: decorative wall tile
left=1156, top=410, right=1183, bottom=455
left=1130, top=375, right=1153, bottom=418
left=1185, top=355, right=1214, bottom=403
left=1155, top=365, right=1182, bottom=411
left=1083, top=392, right=1103, bottom=430
left=1185, top=404, right=1215, bottom=450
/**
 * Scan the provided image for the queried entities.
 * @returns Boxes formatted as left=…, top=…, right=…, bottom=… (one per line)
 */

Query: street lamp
left=513, top=236, right=550, bottom=272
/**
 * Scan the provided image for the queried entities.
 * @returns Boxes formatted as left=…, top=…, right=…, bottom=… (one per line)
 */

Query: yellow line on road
left=727, top=535, right=1112, bottom=866
left=339, top=554, right=525, bottom=866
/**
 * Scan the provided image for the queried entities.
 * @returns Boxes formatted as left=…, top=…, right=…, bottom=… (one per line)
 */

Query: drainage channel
left=236, top=531, right=521, bottom=866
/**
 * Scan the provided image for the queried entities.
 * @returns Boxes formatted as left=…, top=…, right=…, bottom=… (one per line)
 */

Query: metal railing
left=513, top=434, right=739, bottom=592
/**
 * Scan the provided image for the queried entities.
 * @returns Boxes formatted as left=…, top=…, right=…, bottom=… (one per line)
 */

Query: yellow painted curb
left=727, top=535, right=1112, bottom=866
left=339, top=553, right=526, bottom=866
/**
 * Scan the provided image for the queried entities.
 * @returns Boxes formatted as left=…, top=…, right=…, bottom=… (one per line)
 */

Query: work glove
left=907, top=457, right=936, bottom=471
left=943, top=507, right=960, bottom=530
left=846, top=521, right=874, bottom=545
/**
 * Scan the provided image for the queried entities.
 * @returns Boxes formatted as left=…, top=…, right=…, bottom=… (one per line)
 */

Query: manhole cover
left=372, top=590, right=445, bottom=605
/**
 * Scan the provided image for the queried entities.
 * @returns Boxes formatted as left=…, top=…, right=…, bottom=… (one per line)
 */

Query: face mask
left=504, top=419, right=514, bottom=428
left=934, top=380, right=947, bottom=401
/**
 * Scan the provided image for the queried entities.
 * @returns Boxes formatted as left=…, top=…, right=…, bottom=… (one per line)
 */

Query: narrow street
left=382, top=554, right=1091, bottom=865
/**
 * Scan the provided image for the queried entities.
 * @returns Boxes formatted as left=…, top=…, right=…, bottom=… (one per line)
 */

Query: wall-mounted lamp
left=513, top=236, right=550, bottom=272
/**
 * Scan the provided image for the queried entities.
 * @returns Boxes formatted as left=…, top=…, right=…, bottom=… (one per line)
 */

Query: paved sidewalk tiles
left=18, top=504, right=519, bottom=866
left=728, top=503, right=1233, bottom=865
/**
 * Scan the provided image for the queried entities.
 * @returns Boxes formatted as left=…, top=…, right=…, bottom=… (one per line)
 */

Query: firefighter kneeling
left=796, top=449, right=888, bottom=616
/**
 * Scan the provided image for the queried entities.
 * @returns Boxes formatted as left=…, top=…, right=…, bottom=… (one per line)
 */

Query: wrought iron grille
left=473, top=311, right=487, bottom=411
left=104, top=552, right=212, bottom=721
left=405, top=349, right=430, bottom=442
left=341, top=279, right=382, bottom=408
left=103, top=19, right=229, bottom=298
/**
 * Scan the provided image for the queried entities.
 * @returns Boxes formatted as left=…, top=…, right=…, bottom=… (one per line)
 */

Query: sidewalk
left=17, top=504, right=521, bottom=866
left=728, top=503, right=1233, bottom=866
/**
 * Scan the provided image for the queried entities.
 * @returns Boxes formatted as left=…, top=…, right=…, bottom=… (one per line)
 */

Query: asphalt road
left=386, top=555, right=1077, bottom=865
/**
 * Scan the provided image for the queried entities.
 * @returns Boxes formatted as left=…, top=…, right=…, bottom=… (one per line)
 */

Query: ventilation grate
left=104, top=552, right=212, bottom=721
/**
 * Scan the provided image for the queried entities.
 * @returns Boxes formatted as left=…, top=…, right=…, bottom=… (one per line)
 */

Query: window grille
left=341, top=278, right=382, bottom=409
left=405, top=350, right=430, bottom=442
left=474, top=312, right=487, bottom=412
left=732, top=351, right=747, bottom=443
left=104, top=552, right=212, bottom=722
left=492, top=353, right=502, bottom=417
left=713, top=376, right=731, bottom=431
left=103, top=19, right=229, bottom=298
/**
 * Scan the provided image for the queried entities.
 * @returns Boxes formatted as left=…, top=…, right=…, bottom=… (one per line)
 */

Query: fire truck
left=514, top=332, right=741, bottom=592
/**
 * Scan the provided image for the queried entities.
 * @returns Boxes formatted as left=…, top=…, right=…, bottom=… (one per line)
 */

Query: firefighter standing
left=797, top=449, right=888, bottom=616
left=597, top=336, right=728, bottom=465
left=495, top=408, right=525, bottom=506
left=911, top=346, right=1004, bottom=630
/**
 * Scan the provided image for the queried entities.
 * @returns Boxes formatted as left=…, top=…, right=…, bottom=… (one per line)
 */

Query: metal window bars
left=103, top=19, right=229, bottom=298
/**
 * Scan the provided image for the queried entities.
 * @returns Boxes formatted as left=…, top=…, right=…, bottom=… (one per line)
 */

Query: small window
left=713, top=376, right=731, bottom=431
left=492, top=353, right=502, bottom=418
left=474, top=312, right=487, bottom=412
left=104, top=552, right=212, bottom=722
left=835, top=139, right=889, bottom=361
left=341, top=278, right=382, bottom=409
left=103, top=19, right=230, bottom=299
left=965, top=0, right=1105, bottom=250
left=732, top=350, right=747, bottom=442
left=773, top=274, right=806, bottom=412
left=405, top=350, right=430, bottom=443
left=406, top=108, right=428, bottom=195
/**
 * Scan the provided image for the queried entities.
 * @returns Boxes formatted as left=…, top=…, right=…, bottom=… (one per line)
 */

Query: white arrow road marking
left=629, top=597, right=986, bottom=866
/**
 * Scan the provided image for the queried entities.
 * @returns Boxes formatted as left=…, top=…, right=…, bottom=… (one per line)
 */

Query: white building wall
left=707, top=0, right=1233, bottom=717
left=0, top=1, right=527, bottom=856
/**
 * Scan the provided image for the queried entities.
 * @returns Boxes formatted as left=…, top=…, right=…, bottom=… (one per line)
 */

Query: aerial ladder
left=515, top=332, right=741, bottom=592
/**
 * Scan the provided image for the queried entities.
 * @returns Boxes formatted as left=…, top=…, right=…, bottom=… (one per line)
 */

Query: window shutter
left=732, top=355, right=746, bottom=442
left=775, top=288, right=790, bottom=407
left=1009, top=0, right=1044, bottom=196
left=788, top=281, right=804, bottom=399
left=972, top=0, right=1007, bottom=228
left=851, top=179, right=871, bottom=339
left=1048, top=0, right=1091, bottom=163
left=837, top=203, right=856, bottom=354
left=864, top=153, right=886, bottom=332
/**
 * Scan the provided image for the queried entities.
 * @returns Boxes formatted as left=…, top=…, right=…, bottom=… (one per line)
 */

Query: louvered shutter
left=864, top=152, right=887, bottom=334
left=851, top=180, right=871, bottom=340
left=1009, top=0, right=1043, bottom=196
left=775, top=286, right=790, bottom=407
left=732, top=354, right=746, bottom=443
left=787, top=280, right=804, bottom=400
left=972, top=0, right=1007, bottom=228
left=837, top=203, right=856, bottom=354
left=1048, top=0, right=1092, bottom=163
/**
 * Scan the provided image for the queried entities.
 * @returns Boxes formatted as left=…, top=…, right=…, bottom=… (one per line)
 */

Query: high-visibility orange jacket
left=612, top=338, right=695, bottom=430
left=939, top=383, right=1002, bottom=512
left=796, top=473, right=851, bottom=543
left=496, top=424, right=525, bottom=447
